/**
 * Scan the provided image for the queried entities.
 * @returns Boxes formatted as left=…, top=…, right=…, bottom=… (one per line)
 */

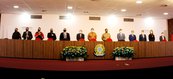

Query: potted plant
left=61, top=46, right=87, bottom=61
left=112, top=47, right=134, bottom=60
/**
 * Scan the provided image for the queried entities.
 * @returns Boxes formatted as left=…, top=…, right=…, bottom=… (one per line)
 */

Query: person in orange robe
left=88, top=28, right=97, bottom=41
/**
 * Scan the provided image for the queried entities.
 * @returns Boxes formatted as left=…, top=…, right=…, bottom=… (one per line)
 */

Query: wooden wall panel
left=146, top=42, right=154, bottom=57
left=62, top=41, right=75, bottom=48
left=94, top=42, right=105, bottom=59
left=43, top=41, right=54, bottom=59
left=54, top=41, right=63, bottom=59
left=14, top=40, right=23, bottom=58
left=23, top=40, right=33, bottom=58
left=32, top=41, right=44, bottom=58
left=6, top=40, right=15, bottom=57
left=154, top=42, right=166, bottom=57
left=114, top=42, right=131, bottom=48
left=168, top=19, right=173, bottom=41
left=138, top=42, right=146, bottom=58
left=165, top=42, right=173, bottom=56
left=1, top=39, right=173, bottom=59
left=75, top=41, right=85, bottom=46
left=0, top=39, right=7, bottom=56
left=130, top=42, right=139, bottom=58
left=84, top=41, right=95, bottom=59
left=104, top=42, right=114, bottom=59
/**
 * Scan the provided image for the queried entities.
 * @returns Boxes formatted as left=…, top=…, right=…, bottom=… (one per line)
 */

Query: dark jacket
left=12, top=31, right=21, bottom=39
left=47, top=32, right=57, bottom=40
left=22, top=31, right=33, bottom=40
left=129, top=34, right=136, bottom=41
left=59, top=32, right=70, bottom=41
left=149, top=34, right=155, bottom=41
left=76, top=33, right=85, bottom=41
left=159, top=36, right=166, bottom=41
left=139, top=34, right=147, bottom=41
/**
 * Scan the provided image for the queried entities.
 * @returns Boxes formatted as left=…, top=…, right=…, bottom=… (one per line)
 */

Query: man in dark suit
left=76, top=30, right=85, bottom=41
left=47, top=28, right=56, bottom=41
left=139, top=30, right=147, bottom=41
left=129, top=30, right=136, bottom=41
left=159, top=32, right=166, bottom=41
left=12, top=28, right=21, bottom=39
left=59, top=28, right=70, bottom=41
left=148, top=30, right=155, bottom=41
left=22, top=27, right=33, bottom=40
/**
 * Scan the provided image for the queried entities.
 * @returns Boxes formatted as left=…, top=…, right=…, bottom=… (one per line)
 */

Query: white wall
left=0, top=14, right=168, bottom=41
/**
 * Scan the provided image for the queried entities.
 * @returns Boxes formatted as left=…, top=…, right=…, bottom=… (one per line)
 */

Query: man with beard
left=22, top=27, right=33, bottom=40
left=47, top=28, right=57, bottom=41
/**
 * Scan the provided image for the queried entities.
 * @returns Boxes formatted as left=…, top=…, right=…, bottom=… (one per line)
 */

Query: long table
left=0, top=39, right=173, bottom=59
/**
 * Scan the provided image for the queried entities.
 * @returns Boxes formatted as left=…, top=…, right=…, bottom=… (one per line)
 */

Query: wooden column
left=23, top=40, right=33, bottom=58
left=168, top=19, right=173, bottom=41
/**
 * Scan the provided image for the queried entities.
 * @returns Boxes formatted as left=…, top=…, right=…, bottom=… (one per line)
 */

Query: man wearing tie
left=139, top=30, right=147, bottom=41
left=22, top=27, right=33, bottom=40
left=117, top=29, right=125, bottom=41
left=60, top=28, right=70, bottom=41
left=76, top=30, right=85, bottom=41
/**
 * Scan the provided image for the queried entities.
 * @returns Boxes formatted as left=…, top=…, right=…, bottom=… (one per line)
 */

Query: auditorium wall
left=0, top=14, right=168, bottom=41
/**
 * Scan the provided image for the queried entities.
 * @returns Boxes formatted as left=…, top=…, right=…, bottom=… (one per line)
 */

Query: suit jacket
left=129, top=34, right=136, bottom=41
left=149, top=34, right=155, bottom=41
left=60, top=32, right=70, bottom=41
left=76, top=33, right=85, bottom=41
left=139, top=34, right=147, bottom=41
left=117, top=33, right=125, bottom=41
left=47, top=32, right=57, bottom=40
left=159, top=36, right=166, bottom=41
left=12, top=31, right=21, bottom=39
left=22, top=31, right=33, bottom=40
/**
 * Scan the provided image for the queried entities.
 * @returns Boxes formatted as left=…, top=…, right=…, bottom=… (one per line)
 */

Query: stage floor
left=0, top=57, right=173, bottom=71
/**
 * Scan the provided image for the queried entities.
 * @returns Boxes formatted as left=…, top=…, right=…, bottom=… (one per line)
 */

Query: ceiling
left=0, top=0, right=173, bottom=19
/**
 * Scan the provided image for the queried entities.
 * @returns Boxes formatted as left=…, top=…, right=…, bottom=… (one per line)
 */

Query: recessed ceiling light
left=163, top=12, right=168, bottom=15
left=67, top=6, right=73, bottom=9
left=136, top=0, right=143, bottom=4
left=13, top=5, right=19, bottom=9
left=121, top=9, right=126, bottom=12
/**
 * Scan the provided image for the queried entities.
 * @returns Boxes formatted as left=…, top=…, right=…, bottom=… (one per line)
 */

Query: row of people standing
left=12, top=27, right=167, bottom=41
